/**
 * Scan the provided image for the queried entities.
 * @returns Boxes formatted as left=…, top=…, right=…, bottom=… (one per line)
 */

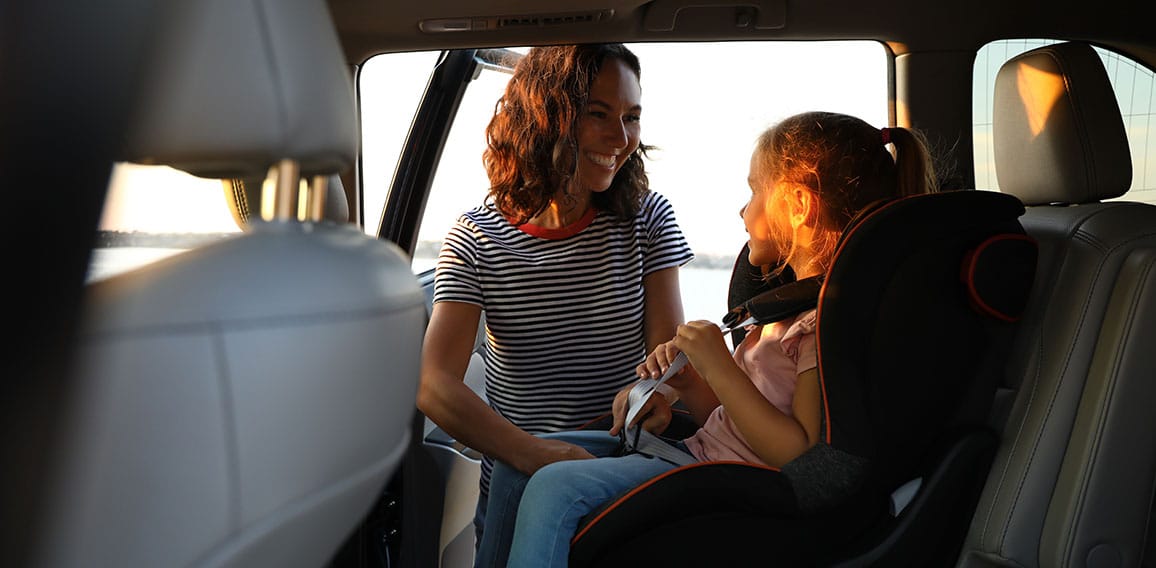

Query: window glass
left=414, top=49, right=524, bottom=273
left=362, top=41, right=888, bottom=322
left=973, top=39, right=1156, bottom=204
left=89, top=164, right=238, bottom=282
left=359, top=50, right=443, bottom=233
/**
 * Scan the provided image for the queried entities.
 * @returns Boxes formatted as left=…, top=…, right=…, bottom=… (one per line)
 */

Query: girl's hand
left=672, top=320, right=735, bottom=383
left=609, top=382, right=673, bottom=437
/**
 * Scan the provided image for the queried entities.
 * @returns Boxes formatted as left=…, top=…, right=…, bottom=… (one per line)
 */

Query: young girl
left=482, top=111, right=937, bottom=567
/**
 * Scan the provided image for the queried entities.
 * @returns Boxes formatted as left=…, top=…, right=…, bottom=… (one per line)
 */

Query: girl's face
left=572, top=57, right=642, bottom=194
left=741, top=153, right=784, bottom=267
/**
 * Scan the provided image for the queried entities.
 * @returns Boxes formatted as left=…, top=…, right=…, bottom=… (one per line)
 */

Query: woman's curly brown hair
left=484, top=44, right=652, bottom=225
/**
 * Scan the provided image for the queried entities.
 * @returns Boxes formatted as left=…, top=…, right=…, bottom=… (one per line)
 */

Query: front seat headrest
left=120, top=0, right=358, bottom=180
left=993, top=41, right=1131, bottom=205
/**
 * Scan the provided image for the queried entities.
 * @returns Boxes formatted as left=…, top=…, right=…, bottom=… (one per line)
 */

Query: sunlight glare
left=1016, top=63, right=1064, bottom=137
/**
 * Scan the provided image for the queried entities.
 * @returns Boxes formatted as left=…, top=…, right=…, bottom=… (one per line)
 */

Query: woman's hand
left=635, top=339, right=682, bottom=380
left=517, top=438, right=597, bottom=475
left=609, top=381, right=673, bottom=437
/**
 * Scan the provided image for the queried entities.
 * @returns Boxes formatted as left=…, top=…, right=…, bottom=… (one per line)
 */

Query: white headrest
left=122, top=0, right=357, bottom=179
left=993, top=42, right=1131, bottom=205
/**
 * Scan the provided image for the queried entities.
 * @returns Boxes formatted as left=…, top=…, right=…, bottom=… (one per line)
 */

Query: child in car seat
left=478, top=110, right=939, bottom=567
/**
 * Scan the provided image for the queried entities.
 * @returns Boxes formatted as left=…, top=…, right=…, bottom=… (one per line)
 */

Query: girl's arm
left=712, top=366, right=821, bottom=467
left=675, top=322, right=821, bottom=467
left=417, top=301, right=595, bottom=475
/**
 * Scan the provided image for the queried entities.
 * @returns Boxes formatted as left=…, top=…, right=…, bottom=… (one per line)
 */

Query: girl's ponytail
left=885, top=126, right=938, bottom=196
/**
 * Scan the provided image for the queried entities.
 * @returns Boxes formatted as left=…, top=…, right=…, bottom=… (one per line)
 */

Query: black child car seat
left=569, top=189, right=1038, bottom=567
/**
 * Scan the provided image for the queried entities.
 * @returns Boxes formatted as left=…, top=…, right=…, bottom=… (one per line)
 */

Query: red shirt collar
left=516, top=206, right=597, bottom=239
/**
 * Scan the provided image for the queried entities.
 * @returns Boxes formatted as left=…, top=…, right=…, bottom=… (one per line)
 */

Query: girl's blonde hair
left=754, top=111, right=937, bottom=276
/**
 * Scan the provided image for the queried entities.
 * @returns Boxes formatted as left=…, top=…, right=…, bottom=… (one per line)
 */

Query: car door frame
left=342, top=47, right=520, bottom=568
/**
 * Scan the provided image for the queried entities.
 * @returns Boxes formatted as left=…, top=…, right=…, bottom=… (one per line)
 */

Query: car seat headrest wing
left=727, top=243, right=796, bottom=312
left=962, top=233, right=1038, bottom=322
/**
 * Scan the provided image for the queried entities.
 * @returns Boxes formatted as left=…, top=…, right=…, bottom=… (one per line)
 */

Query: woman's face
left=572, top=57, right=642, bottom=194
left=741, top=152, right=785, bottom=267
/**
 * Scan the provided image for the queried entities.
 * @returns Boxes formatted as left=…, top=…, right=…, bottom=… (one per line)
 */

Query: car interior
left=3, top=0, right=1153, bottom=567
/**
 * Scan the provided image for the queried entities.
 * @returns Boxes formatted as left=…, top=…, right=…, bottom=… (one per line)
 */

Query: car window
left=973, top=39, right=1156, bottom=204
left=88, top=164, right=239, bottom=282
left=360, top=41, right=889, bottom=322
left=412, top=49, right=525, bottom=270
left=359, top=50, right=443, bottom=232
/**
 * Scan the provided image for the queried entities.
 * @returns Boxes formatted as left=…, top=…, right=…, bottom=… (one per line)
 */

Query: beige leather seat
left=33, top=1, right=425, bottom=567
left=960, top=41, right=1156, bottom=567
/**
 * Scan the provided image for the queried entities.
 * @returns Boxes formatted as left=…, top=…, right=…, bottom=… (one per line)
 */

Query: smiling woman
left=411, top=44, right=697, bottom=564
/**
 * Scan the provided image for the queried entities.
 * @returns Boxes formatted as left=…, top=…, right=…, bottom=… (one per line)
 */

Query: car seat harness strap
left=618, top=318, right=753, bottom=466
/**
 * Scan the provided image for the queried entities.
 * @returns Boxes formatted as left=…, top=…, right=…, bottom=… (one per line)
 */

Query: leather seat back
left=960, top=41, right=1156, bottom=568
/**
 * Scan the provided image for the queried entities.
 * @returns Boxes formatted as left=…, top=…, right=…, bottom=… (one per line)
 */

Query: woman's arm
left=638, top=267, right=721, bottom=425
left=417, top=301, right=595, bottom=475
left=641, top=266, right=684, bottom=352
left=637, top=265, right=720, bottom=428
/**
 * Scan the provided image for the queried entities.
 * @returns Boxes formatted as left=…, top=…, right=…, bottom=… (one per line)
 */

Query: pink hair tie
left=881, top=127, right=892, bottom=145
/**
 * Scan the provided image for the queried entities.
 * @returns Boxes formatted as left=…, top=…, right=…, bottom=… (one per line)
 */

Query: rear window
left=89, top=164, right=239, bottom=282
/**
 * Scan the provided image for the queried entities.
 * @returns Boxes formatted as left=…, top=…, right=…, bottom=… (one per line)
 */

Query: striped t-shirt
left=433, top=190, right=693, bottom=495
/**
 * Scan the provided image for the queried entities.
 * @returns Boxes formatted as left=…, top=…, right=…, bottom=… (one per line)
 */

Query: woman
left=415, top=43, right=694, bottom=557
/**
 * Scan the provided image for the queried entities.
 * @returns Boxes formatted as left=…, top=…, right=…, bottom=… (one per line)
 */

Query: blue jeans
left=474, top=430, right=628, bottom=567
left=476, top=430, right=682, bottom=568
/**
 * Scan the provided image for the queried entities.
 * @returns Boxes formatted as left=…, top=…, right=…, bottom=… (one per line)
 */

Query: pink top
left=683, top=309, right=818, bottom=465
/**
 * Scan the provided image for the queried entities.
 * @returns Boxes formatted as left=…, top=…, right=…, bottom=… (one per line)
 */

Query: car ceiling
left=327, top=0, right=1155, bottom=67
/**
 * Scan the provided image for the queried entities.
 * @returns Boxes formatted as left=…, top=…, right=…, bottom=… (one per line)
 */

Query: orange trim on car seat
left=570, top=460, right=780, bottom=545
left=815, top=277, right=833, bottom=444
left=961, top=233, right=1037, bottom=323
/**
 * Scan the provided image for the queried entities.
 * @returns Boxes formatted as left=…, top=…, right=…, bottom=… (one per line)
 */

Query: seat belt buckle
left=612, top=424, right=643, bottom=457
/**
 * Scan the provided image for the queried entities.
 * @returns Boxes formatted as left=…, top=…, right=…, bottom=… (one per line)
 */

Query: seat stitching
left=1066, top=253, right=1155, bottom=562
